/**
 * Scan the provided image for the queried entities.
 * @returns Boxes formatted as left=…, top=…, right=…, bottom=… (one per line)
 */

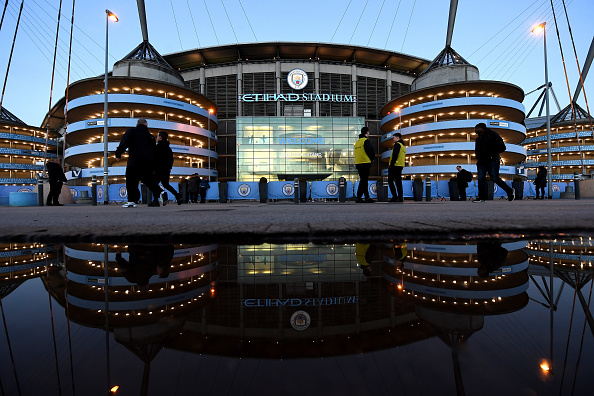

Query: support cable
left=330, top=0, right=352, bottom=42
left=23, top=2, right=99, bottom=73
left=37, top=0, right=117, bottom=62
left=349, top=0, right=368, bottom=45
left=384, top=0, right=402, bottom=49
left=63, top=249, right=76, bottom=395
left=557, top=271, right=579, bottom=395
left=0, top=298, right=21, bottom=396
left=477, top=0, right=560, bottom=73
left=400, top=0, right=417, bottom=52
left=220, top=0, right=238, bottom=43
left=204, top=0, right=219, bottom=45
left=468, top=0, right=540, bottom=59
left=169, top=0, right=183, bottom=50
left=0, top=0, right=23, bottom=110
left=561, top=0, right=594, bottom=140
left=480, top=1, right=559, bottom=78
left=367, top=0, right=386, bottom=47
left=549, top=0, right=586, bottom=174
left=62, top=0, right=75, bottom=170
left=570, top=276, right=593, bottom=394
left=3, top=6, right=67, bottom=81
left=0, top=0, right=8, bottom=32
left=42, top=0, right=64, bottom=175
left=46, top=263, right=63, bottom=395
left=185, top=0, right=201, bottom=47
left=238, top=0, right=257, bottom=42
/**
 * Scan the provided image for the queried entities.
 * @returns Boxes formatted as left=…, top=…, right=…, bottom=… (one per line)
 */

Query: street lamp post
left=533, top=22, right=553, bottom=199
left=104, top=9, right=118, bottom=205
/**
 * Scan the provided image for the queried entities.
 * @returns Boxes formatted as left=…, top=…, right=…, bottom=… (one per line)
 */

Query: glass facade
left=236, top=117, right=364, bottom=182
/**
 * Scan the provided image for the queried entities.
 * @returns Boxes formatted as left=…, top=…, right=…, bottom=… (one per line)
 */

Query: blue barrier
left=311, top=181, right=353, bottom=199
left=354, top=181, right=378, bottom=199
left=204, top=182, right=219, bottom=200
left=227, top=182, right=260, bottom=200
left=268, top=181, right=297, bottom=200
left=0, top=186, right=34, bottom=206
left=9, top=192, right=37, bottom=206
left=436, top=180, right=450, bottom=198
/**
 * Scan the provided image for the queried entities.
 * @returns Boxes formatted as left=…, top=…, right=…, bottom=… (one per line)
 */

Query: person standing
left=354, top=126, right=375, bottom=203
left=534, top=165, right=547, bottom=199
left=199, top=177, right=210, bottom=203
left=456, top=165, right=473, bottom=201
left=45, top=157, right=67, bottom=206
left=155, top=131, right=182, bottom=205
left=115, top=118, right=162, bottom=208
left=388, top=132, right=406, bottom=202
left=188, top=174, right=200, bottom=203
left=473, top=122, right=515, bottom=203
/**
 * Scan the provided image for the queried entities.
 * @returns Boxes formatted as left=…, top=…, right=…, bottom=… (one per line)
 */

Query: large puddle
left=1, top=236, right=593, bottom=395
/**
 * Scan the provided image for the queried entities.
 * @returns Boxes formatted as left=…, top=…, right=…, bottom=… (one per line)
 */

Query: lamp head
left=532, top=22, right=545, bottom=34
left=106, top=10, right=118, bottom=22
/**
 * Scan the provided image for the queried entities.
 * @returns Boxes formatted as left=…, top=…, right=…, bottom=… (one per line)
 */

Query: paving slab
left=2, top=199, right=593, bottom=243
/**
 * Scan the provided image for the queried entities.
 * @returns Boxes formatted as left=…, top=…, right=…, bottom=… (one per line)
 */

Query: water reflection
left=0, top=238, right=592, bottom=395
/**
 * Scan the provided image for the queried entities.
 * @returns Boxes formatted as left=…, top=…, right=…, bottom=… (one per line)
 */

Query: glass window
left=237, top=116, right=363, bottom=182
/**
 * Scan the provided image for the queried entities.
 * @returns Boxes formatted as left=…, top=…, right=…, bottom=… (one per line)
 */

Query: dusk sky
left=0, top=0, right=593, bottom=126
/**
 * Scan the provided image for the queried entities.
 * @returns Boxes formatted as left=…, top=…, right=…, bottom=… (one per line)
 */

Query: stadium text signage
left=238, top=93, right=357, bottom=102
left=242, top=296, right=358, bottom=307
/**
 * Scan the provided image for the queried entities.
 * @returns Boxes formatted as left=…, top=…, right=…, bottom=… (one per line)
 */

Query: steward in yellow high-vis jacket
left=388, top=132, right=406, bottom=202
left=354, top=127, right=375, bottom=203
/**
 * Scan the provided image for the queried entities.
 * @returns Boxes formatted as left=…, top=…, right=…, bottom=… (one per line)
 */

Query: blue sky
left=0, top=0, right=593, bottom=126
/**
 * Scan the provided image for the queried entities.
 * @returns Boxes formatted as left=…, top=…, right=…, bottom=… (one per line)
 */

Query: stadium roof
left=163, top=42, right=431, bottom=75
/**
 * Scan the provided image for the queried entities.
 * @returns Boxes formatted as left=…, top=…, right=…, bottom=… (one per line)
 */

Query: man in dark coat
left=188, top=174, right=200, bottom=203
left=155, top=131, right=182, bottom=205
left=45, top=157, right=67, bottom=206
left=534, top=165, right=547, bottom=199
left=115, top=119, right=162, bottom=207
left=473, top=122, right=515, bottom=203
left=456, top=165, right=473, bottom=201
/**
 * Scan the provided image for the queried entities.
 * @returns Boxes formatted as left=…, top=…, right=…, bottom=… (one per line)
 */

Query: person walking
left=155, top=131, right=182, bottom=205
left=115, top=118, right=162, bottom=208
left=188, top=174, right=200, bottom=203
left=473, top=122, right=515, bottom=203
left=199, top=177, right=210, bottom=203
left=456, top=165, right=473, bottom=201
left=534, top=165, right=547, bottom=199
left=388, top=132, right=405, bottom=202
left=45, top=157, right=67, bottom=206
left=354, top=126, right=375, bottom=203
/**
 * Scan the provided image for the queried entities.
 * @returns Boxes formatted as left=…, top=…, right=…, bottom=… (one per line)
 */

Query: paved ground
left=3, top=198, right=594, bottom=243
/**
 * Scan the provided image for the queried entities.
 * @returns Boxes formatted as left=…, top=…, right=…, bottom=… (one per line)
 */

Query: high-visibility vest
left=354, top=138, right=371, bottom=164
left=389, top=140, right=406, bottom=167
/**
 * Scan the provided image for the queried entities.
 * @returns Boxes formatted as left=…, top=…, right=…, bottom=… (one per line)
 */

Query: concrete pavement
left=3, top=198, right=594, bottom=243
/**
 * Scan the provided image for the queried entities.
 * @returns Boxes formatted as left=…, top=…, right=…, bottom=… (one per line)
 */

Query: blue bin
left=9, top=192, right=38, bottom=206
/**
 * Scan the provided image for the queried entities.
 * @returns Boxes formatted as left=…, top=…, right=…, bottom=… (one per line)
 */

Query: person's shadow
left=116, top=244, right=174, bottom=290
left=476, top=241, right=508, bottom=278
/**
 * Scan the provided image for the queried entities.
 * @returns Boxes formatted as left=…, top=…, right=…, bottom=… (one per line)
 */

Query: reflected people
left=355, top=242, right=375, bottom=276
left=393, top=242, right=408, bottom=270
left=116, top=244, right=174, bottom=290
left=476, top=241, right=508, bottom=278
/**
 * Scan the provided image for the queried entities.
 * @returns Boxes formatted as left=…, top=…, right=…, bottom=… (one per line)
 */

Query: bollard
left=218, top=182, right=228, bottom=203
left=293, top=178, right=299, bottom=204
left=574, top=172, right=581, bottom=200
left=37, top=178, right=44, bottom=206
left=338, top=177, right=346, bottom=202
left=91, top=175, right=97, bottom=206
left=259, top=177, right=268, bottom=203
left=425, top=177, right=431, bottom=202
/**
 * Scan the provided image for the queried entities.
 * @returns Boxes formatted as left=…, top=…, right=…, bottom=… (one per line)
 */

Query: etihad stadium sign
left=239, top=68, right=357, bottom=102
left=238, top=93, right=357, bottom=102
